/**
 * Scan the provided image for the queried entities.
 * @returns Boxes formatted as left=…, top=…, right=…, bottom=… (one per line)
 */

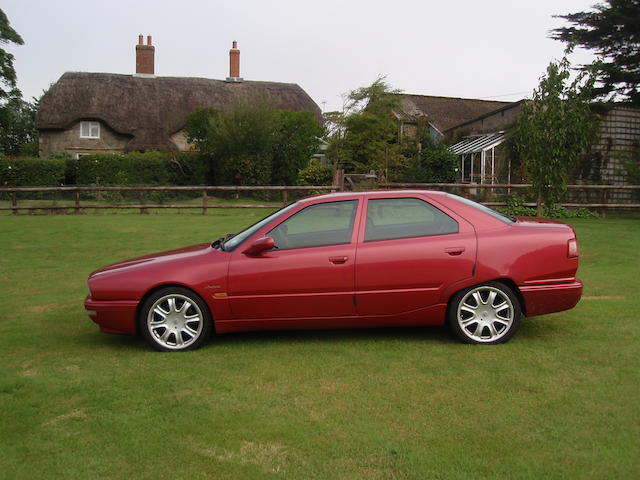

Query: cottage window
left=80, top=121, right=100, bottom=139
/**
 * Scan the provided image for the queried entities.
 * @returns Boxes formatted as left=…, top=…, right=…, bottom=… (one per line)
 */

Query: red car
left=85, top=190, right=582, bottom=351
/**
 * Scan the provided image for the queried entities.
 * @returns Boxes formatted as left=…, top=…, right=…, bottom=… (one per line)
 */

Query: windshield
left=221, top=202, right=300, bottom=251
left=446, top=193, right=515, bottom=224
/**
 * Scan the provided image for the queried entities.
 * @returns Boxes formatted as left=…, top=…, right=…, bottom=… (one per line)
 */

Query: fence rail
left=379, top=182, right=640, bottom=190
left=1, top=183, right=639, bottom=214
left=378, top=182, right=640, bottom=211
left=0, top=185, right=336, bottom=214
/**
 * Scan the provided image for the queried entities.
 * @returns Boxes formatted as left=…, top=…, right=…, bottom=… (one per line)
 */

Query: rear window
left=365, top=197, right=458, bottom=242
left=446, top=193, right=515, bottom=224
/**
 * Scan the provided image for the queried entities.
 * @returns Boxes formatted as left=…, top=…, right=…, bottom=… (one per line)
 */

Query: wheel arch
left=135, top=283, right=213, bottom=335
left=494, top=278, right=526, bottom=316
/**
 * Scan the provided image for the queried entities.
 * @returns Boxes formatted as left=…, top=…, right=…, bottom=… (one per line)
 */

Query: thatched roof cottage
left=36, top=38, right=321, bottom=158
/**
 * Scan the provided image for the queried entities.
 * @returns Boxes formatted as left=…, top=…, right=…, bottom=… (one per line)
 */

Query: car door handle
left=329, top=256, right=349, bottom=264
left=445, top=247, right=465, bottom=256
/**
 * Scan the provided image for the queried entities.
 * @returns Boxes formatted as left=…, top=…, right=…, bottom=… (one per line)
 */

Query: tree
left=0, top=9, right=38, bottom=157
left=400, top=132, right=458, bottom=183
left=551, top=0, right=640, bottom=104
left=187, top=101, right=276, bottom=185
left=185, top=101, right=322, bottom=186
left=509, top=57, right=599, bottom=216
left=0, top=95, right=37, bottom=155
left=0, top=9, right=24, bottom=101
left=327, top=77, right=406, bottom=176
left=271, top=110, right=322, bottom=185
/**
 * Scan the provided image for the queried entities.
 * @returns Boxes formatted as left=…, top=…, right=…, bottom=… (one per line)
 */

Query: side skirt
left=214, top=304, right=447, bottom=334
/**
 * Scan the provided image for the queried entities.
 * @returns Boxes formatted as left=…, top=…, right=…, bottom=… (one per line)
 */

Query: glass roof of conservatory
left=451, top=132, right=506, bottom=155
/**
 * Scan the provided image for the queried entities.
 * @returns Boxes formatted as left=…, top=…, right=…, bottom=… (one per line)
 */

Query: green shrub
left=543, top=203, right=599, bottom=219
left=296, top=159, right=333, bottom=197
left=497, top=196, right=537, bottom=216
left=297, top=159, right=333, bottom=186
left=185, top=104, right=322, bottom=187
left=0, top=155, right=66, bottom=186
left=76, top=151, right=207, bottom=186
left=496, top=196, right=598, bottom=219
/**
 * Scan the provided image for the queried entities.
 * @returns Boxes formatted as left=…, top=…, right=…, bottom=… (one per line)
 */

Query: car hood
left=90, top=243, right=214, bottom=277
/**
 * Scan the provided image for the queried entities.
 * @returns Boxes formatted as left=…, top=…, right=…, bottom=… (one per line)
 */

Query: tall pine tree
left=551, top=0, right=640, bottom=104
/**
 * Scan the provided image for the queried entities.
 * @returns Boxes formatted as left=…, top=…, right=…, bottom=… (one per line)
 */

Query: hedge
left=0, top=155, right=67, bottom=186
left=74, top=151, right=208, bottom=186
left=0, top=152, right=209, bottom=187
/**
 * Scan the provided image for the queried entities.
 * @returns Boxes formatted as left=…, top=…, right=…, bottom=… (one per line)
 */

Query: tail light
left=567, top=238, right=579, bottom=258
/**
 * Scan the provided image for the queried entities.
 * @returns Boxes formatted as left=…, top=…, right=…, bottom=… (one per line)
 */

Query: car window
left=223, top=202, right=299, bottom=251
left=446, top=193, right=516, bottom=225
left=268, top=200, right=358, bottom=250
left=365, top=197, right=458, bottom=242
left=446, top=193, right=515, bottom=224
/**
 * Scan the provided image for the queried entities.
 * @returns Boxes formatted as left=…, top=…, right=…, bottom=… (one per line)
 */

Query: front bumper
left=519, top=278, right=583, bottom=317
left=84, top=296, right=138, bottom=335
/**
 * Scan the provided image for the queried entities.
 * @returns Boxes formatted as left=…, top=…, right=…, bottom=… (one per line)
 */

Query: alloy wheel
left=456, top=286, right=515, bottom=343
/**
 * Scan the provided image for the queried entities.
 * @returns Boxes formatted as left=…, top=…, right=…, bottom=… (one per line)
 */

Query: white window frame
left=80, top=121, right=100, bottom=139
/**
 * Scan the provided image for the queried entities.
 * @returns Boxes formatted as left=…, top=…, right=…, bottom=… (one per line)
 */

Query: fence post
left=10, top=190, right=17, bottom=215
left=75, top=190, right=80, bottom=214
left=333, top=169, right=345, bottom=192
left=282, top=189, right=288, bottom=205
left=139, top=191, right=147, bottom=214
left=202, top=190, right=207, bottom=215
left=464, top=184, right=472, bottom=200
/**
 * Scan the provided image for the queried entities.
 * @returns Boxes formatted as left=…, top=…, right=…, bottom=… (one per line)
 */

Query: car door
left=227, top=198, right=362, bottom=320
left=355, top=194, right=476, bottom=316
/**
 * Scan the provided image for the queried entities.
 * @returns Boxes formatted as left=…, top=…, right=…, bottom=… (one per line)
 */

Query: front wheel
left=139, top=287, right=212, bottom=351
left=448, top=282, right=521, bottom=345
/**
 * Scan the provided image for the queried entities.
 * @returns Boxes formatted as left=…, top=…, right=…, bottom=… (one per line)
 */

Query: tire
left=139, top=287, right=212, bottom=352
left=448, top=282, right=521, bottom=345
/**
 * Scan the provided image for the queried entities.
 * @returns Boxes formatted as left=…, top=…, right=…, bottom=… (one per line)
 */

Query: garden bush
left=297, top=159, right=333, bottom=186
left=496, top=196, right=598, bottom=219
left=75, top=151, right=207, bottom=186
left=74, top=151, right=209, bottom=202
left=0, top=155, right=66, bottom=186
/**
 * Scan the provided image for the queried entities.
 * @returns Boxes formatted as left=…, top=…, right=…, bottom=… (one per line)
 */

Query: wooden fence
left=1, top=183, right=639, bottom=214
left=0, top=185, right=336, bottom=214
left=379, top=183, right=640, bottom=209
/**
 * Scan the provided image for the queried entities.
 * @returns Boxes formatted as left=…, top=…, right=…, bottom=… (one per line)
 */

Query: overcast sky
left=4, top=0, right=597, bottom=112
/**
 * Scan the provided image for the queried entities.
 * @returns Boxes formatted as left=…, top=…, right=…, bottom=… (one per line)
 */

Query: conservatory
left=451, top=132, right=510, bottom=184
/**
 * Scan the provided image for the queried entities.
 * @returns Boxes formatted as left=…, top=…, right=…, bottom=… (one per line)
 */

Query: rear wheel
left=448, top=282, right=521, bottom=345
left=139, top=287, right=212, bottom=351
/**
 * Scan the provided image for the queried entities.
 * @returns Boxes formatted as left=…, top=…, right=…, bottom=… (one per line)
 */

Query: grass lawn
left=0, top=211, right=638, bottom=479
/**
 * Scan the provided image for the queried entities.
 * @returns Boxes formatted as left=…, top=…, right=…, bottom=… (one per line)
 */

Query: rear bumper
left=84, top=296, right=138, bottom=335
left=519, top=279, right=583, bottom=317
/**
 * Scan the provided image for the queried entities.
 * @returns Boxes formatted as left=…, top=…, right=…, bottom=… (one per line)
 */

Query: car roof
left=298, top=189, right=512, bottom=230
left=299, top=189, right=448, bottom=204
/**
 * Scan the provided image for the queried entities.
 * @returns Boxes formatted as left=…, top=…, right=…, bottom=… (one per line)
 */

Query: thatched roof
left=395, top=94, right=512, bottom=132
left=36, top=72, right=322, bottom=151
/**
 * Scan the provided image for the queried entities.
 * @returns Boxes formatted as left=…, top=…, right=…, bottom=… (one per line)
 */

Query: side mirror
left=242, top=236, right=275, bottom=256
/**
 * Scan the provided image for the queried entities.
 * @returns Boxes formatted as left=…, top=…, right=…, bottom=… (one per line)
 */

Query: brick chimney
left=135, top=35, right=155, bottom=76
left=226, top=41, right=243, bottom=82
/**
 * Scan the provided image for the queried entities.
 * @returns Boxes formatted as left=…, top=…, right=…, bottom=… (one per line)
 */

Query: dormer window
left=80, top=121, right=100, bottom=139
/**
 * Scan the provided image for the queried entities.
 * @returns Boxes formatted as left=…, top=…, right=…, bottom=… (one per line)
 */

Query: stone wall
left=169, top=130, right=196, bottom=152
left=39, top=120, right=132, bottom=158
